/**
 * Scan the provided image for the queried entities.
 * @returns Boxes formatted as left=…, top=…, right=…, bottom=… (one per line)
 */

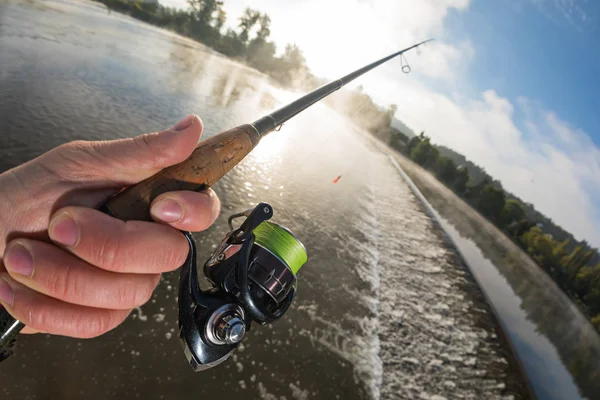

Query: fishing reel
left=178, top=202, right=307, bottom=371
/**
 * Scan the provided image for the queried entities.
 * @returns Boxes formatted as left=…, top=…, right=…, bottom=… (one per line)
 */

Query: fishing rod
left=0, top=39, right=433, bottom=369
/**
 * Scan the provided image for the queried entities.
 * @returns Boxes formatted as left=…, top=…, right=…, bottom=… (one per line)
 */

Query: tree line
left=96, top=0, right=309, bottom=84
left=394, top=132, right=600, bottom=331
left=94, top=0, right=396, bottom=141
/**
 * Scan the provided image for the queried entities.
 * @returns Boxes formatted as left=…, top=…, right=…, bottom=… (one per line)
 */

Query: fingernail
left=49, top=213, right=79, bottom=246
left=5, top=244, right=34, bottom=277
left=0, top=275, right=14, bottom=306
left=201, top=189, right=221, bottom=222
left=173, top=115, right=195, bottom=132
left=199, top=189, right=214, bottom=198
left=151, top=198, right=183, bottom=222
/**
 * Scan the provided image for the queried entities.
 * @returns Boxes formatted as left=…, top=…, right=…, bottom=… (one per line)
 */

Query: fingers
left=3, top=240, right=160, bottom=309
left=0, top=274, right=130, bottom=338
left=48, top=207, right=188, bottom=273
left=48, top=115, right=203, bottom=185
left=150, top=189, right=221, bottom=231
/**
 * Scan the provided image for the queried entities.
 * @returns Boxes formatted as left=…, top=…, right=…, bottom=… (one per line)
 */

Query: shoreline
left=389, top=154, right=535, bottom=399
left=384, top=142, right=600, bottom=399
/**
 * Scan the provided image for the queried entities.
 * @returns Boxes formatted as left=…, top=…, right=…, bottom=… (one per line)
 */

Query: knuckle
left=58, top=141, right=94, bottom=162
left=118, top=276, right=158, bottom=308
left=53, top=140, right=106, bottom=180
left=164, top=243, right=188, bottom=271
left=139, top=275, right=160, bottom=305
left=133, top=280, right=156, bottom=307
left=96, top=233, right=121, bottom=272
left=69, top=140, right=90, bottom=150
left=14, top=294, right=122, bottom=338
left=58, top=140, right=87, bottom=153
left=132, top=133, right=167, bottom=169
left=43, top=263, right=75, bottom=301
left=21, top=302, right=49, bottom=332
left=115, top=283, right=138, bottom=308
left=76, top=312, right=113, bottom=339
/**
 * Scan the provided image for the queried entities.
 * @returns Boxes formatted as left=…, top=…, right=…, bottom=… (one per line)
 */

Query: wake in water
left=295, top=183, right=384, bottom=398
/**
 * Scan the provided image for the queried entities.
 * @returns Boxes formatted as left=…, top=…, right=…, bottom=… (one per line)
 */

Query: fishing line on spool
left=253, top=221, right=307, bottom=275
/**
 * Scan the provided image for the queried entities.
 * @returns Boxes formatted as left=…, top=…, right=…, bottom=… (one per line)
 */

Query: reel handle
left=104, top=124, right=260, bottom=221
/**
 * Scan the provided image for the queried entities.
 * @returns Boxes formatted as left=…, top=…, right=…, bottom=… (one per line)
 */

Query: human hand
left=0, top=115, right=220, bottom=338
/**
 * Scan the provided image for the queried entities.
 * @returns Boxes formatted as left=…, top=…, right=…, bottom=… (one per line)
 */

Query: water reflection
left=394, top=154, right=600, bottom=400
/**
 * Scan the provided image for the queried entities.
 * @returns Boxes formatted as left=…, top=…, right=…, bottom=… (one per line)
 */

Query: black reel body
left=178, top=203, right=305, bottom=371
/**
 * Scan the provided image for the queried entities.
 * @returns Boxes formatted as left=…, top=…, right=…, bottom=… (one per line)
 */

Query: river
left=392, top=154, right=600, bottom=400
left=0, top=0, right=592, bottom=399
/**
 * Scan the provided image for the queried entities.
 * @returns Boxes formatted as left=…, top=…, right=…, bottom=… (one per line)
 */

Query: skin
left=0, top=115, right=221, bottom=338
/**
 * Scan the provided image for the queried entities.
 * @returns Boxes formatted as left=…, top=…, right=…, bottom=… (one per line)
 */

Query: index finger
left=48, top=206, right=189, bottom=273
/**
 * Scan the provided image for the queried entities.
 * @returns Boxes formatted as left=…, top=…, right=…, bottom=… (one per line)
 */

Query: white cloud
left=159, top=0, right=600, bottom=246
left=364, top=72, right=600, bottom=246
left=211, top=0, right=472, bottom=81
left=160, top=0, right=474, bottom=81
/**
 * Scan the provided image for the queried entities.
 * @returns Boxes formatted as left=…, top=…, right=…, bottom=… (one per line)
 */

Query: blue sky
left=161, top=0, right=600, bottom=246
left=448, top=0, right=600, bottom=147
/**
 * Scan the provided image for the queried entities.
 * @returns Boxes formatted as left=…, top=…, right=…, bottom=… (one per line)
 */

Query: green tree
left=255, top=13, right=271, bottom=40
left=452, top=166, right=469, bottom=195
left=576, top=265, right=600, bottom=313
left=435, top=156, right=457, bottom=185
left=553, top=239, right=571, bottom=261
left=563, top=244, right=597, bottom=282
left=271, top=43, right=309, bottom=85
left=591, top=314, right=600, bottom=331
left=238, top=8, right=260, bottom=44
left=281, top=43, right=306, bottom=69
left=247, top=38, right=277, bottom=72
left=188, top=0, right=223, bottom=25
left=213, top=8, right=226, bottom=32
left=475, top=184, right=506, bottom=224
left=187, top=0, right=224, bottom=44
left=389, top=128, right=409, bottom=152
left=410, top=135, right=439, bottom=170
left=502, top=199, right=525, bottom=227
left=246, top=13, right=276, bottom=71
left=521, top=227, right=556, bottom=270
left=405, top=132, right=424, bottom=155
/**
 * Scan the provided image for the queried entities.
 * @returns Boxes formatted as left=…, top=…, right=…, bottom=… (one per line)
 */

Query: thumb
left=54, top=115, right=203, bottom=185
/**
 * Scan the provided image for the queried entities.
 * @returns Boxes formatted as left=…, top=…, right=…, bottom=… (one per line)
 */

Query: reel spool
left=178, top=202, right=307, bottom=371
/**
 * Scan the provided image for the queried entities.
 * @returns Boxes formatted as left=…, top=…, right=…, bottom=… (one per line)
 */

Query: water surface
left=0, top=1, right=532, bottom=399
left=393, top=154, right=600, bottom=400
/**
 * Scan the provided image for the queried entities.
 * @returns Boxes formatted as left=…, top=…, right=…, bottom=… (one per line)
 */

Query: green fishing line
left=253, top=221, right=307, bottom=275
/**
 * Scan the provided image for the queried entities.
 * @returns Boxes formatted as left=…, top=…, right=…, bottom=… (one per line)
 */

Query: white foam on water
left=296, top=182, right=384, bottom=399
left=257, top=382, right=285, bottom=400
left=153, top=313, right=165, bottom=323
left=288, top=383, right=309, bottom=400
left=132, top=306, right=148, bottom=322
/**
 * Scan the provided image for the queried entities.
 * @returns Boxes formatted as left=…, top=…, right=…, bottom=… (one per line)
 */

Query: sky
left=162, top=0, right=600, bottom=247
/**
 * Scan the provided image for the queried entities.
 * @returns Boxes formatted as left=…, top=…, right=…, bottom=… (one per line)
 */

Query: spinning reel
left=178, top=202, right=307, bottom=371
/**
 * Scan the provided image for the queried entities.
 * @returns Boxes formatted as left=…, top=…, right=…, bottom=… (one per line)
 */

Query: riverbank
left=386, top=146, right=600, bottom=399
left=350, top=132, right=532, bottom=399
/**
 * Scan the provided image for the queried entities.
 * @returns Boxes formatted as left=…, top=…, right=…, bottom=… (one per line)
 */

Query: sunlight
left=250, top=128, right=289, bottom=160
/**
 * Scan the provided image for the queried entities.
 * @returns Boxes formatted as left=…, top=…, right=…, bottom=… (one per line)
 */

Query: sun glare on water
left=251, top=129, right=289, bottom=161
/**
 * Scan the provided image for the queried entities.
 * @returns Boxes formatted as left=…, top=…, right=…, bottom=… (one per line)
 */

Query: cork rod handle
left=104, top=124, right=260, bottom=221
